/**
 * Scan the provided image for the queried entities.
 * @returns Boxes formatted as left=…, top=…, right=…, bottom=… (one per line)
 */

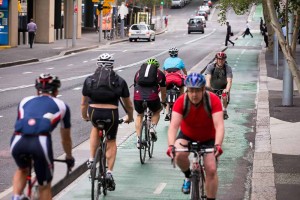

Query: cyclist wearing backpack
left=134, top=58, right=167, bottom=148
left=205, top=52, right=233, bottom=119
left=81, top=53, right=134, bottom=191
left=163, top=47, right=187, bottom=121
left=166, top=73, right=224, bottom=199
left=11, top=74, right=75, bottom=200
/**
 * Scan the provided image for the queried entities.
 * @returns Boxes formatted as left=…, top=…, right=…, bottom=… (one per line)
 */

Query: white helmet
left=169, top=47, right=178, bottom=57
left=97, top=53, right=114, bottom=68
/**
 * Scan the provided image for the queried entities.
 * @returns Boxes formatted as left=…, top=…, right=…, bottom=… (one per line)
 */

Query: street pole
left=282, top=12, right=294, bottom=106
left=273, top=33, right=279, bottom=77
left=72, top=0, right=76, bottom=47
left=99, top=4, right=103, bottom=43
left=160, top=5, right=163, bottom=29
left=65, top=0, right=68, bottom=48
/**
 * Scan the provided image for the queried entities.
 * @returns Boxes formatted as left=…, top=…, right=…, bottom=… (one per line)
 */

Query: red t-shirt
left=172, top=92, right=222, bottom=142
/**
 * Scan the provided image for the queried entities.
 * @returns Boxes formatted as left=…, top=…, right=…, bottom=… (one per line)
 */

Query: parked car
left=129, top=22, right=155, bottom=42
left=196, top=10, right=208, bottom=20
left=196, top=16, right=206, bottom=27
left=171, top=0, right=184, bottom=8
left=199, top=5, right=210, bottom=14
left=187, top=17, right=205, bottom=34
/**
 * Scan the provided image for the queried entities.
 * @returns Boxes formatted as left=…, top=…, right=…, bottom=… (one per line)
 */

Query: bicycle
left=20, top=157, right=70, bottom=200
left=172, top=142, right=215, bottom=200
left=212, top=89, right=229, bottom=120
left=138, top=101, right=155, bottom=164
left=91, top=118, right=123, bottom=200
left=166, top=84, right=180, bottom=121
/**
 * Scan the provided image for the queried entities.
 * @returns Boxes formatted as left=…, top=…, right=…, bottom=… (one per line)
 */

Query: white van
left=171, top=0, right=184, bottom=8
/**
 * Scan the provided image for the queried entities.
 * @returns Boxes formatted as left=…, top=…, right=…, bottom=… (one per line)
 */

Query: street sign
left=92, top=0, right=99, bottom=2
left=102, top=2, right=112, bottom=16
left=104, top=0, right=115, bottom=2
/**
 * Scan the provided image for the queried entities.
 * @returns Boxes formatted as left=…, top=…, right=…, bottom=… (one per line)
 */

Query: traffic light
left=160, top=0, right=164, bottom=5
left=97, top=3, right=103, bottom=11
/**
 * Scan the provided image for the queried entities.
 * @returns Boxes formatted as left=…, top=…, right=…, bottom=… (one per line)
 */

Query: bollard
left=58, top=29, right=61, bottom=40
left=61, top=28, right=65, bottom=40
left=24, top=32, right=28, bottom=45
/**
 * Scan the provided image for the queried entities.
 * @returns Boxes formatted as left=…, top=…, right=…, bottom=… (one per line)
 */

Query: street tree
left=218, top=0, right=300, bottom=95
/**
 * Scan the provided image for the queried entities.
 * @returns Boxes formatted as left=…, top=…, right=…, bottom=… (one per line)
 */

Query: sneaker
left=86, top=160, right=94, bottom=169
left=223, top=111, right=229, bottom=120
left=182, top=179, right=191, bottom=194
left=136, top=138, right=141, bottom=149
left=106, top=172, right=116, bottom=191
left=164, top=114, right=170, bottom=121
left=150, top=132, right=157, bottom=142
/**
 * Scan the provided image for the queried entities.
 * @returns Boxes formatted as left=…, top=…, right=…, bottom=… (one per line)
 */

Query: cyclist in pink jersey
left=166, top=73, right=225, bottom=200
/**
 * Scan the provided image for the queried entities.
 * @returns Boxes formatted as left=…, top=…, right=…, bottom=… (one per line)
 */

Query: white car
left=196, top=16, right=206, bottom=27
left=171, top=0, right=184, bottom=8
left=129, top=22, right=155, bottom=42
left=199, top=5, right=210, bottom=15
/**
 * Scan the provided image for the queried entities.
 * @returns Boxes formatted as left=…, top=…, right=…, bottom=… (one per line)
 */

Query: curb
left=0, top=58, right=39, bottom=68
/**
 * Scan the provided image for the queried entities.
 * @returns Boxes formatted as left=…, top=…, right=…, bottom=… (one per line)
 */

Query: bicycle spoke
left=91, top=147, right=101, bottom=200
left=139, top=121, right=147, bottom=164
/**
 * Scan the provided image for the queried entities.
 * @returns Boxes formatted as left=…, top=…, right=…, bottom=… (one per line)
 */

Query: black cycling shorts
left=11, top=135, right=54, bottom=186
left=177, top=130, right=215, bottom=147
left=134, top=99, right=162, bottom=114
left=88, top=107, right=119, bottom=140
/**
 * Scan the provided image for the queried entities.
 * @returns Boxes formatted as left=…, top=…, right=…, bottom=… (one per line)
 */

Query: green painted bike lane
left=54, top=21, right=265, bottom=199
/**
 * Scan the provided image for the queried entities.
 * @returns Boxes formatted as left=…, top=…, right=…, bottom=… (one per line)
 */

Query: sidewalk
left=0, top=28, right=166, bottom=68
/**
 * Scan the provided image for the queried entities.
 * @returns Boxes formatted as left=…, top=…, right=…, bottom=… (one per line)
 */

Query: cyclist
left=166, top=73, right=224, bottom=200
left=163, top=47, right=187, bottom=121
left=10, top=73, right=75, bottom=200
left=133, top=58, right=166, bottom=148
left=81, top=53, right=134, bottom=191
left=205, top=52, right=233, bottom=119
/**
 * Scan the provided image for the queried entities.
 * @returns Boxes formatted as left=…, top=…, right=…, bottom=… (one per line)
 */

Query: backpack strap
left=183, top=93, right=190, bottom=119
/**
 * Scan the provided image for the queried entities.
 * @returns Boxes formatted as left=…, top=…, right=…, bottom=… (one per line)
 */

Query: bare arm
left=121, top=97, right=134, bottom=122
left=212, top=111, right=225, bottom=156
left=225, top=77, right=232, bottom=93
left=81, top=96, right=89, bottom=120
left=182, top=68, right=187, bottom=75
left=168, top=112, right=182, bottom=146
left=60, top=128, right=73, bottom=159
left=205, top=74, right=212, bottom=88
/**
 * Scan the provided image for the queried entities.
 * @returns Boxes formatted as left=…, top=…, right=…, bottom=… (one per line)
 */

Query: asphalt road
left=0, top=0, right=261, bottom=199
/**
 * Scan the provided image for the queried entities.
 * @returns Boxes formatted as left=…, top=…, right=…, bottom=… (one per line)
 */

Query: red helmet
left=215, top=52, right=227, bottom=59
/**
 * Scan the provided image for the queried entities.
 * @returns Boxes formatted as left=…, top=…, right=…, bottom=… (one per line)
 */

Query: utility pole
left=282, top=12, right=294, bottom=106
left=98, top=0, right=103, bottom=43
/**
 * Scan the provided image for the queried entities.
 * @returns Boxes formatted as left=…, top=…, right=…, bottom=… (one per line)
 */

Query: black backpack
left=211, top=63, right=227, bottom=78
left=137, top=63, right=158, bottom=87
left=83, top=67, right=120, bottom=102
left=183, top=91, right=212, bottom=119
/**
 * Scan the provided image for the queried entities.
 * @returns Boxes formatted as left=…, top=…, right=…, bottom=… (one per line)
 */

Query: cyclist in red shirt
left=167, top=73, right=224, bottom=200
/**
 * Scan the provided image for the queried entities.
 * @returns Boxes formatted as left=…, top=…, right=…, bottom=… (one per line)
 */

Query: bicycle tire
left=91, top=147, right=101, bottom=200
left=190, top=173, right=200, bottom=200
left=148, top=128, right=154, bottom=158
left=139, top=121, right=147, bottom=164
left=199, top=167, right=206, bottom=200
left=101, top=142, right=107, bottom=196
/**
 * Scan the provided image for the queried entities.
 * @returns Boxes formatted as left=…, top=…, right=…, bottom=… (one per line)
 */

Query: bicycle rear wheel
left=91, top=147, right=101, bottom=200
left=190, top=173, right=200, bottom=200
left=139, top=121, right=147, bottom=164
left=148, top=129, right=154, bottom=158
left=100, top=142, right=107, bottom=196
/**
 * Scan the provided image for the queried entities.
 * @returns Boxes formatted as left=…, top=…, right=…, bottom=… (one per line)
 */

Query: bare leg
left=106, top=139, right=117, bottom=171
left=39, top=184, right=52, bottom=200
left=12, top=168, right=28, bottom=195
left=204, top=153, right=218, bottom=198
left=89, top=127, right=99, bottom=159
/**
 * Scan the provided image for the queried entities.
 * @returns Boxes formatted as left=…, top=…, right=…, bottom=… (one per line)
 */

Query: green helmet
left=146, top=58, right=160, bottom=68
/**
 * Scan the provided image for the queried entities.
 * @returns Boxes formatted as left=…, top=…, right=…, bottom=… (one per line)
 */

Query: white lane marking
left=91, top=58, right=97, bottom=61
left=122, top=50, right=127, bottom=52
left=184, top=29, right=216, bottom=45
left=68, top=64, right=73, bottom=66
left=46, top=67, right=54, bottom=70
left=153, top=183, right=167, bottom=194
left=83, top=61, right=88, bottom=63
left=241, top=49, right=246, bottom=54
left=73, top=87, right=82, bottom=90
left=22, top=72, right=32, bottom=74
left=0, top=115, right=3, bottom=118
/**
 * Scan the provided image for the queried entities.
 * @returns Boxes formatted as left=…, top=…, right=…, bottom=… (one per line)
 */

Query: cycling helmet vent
left=184, top=73, right=206, bottom=88
left=35, top=73, right=61, bottom=93
left=215, top=52, right=227, bottom=59
left=169, top=47, right=178, bottom=57
left=97, top=53, right=114, bottom=68
left=146, top=58, right=160, bottom=68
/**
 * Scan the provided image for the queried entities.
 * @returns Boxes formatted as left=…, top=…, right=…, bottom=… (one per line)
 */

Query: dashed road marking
left=153, top=183, right=167, bottom=194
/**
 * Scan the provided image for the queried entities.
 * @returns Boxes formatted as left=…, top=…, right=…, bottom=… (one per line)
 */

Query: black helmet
left=97, top=53, right=114, bottom=68
left=35, top=73, right=61, bottom=93
left=169, top=47, right=178, bottom=57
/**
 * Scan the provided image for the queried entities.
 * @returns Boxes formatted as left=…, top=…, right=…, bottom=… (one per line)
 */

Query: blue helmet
left=184, top=73, right=206, bottom=88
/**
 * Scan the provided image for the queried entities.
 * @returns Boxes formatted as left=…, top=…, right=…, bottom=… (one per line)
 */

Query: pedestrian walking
left=94, top=14, right=99, bottom=32
left=242, top=21, right=253, bottom=38
left=262, top=23, right=268, bottom=48
left=225, top=22, right=234, bottom=46
left=260, top=17, right=264, bottom=35
left=27, top=19, right=37, bottom=48
left=164, top=15, right=168, bottom=28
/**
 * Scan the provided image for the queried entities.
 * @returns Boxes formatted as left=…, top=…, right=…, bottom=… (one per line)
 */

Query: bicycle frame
left=166, top=85, right=180, bottom=120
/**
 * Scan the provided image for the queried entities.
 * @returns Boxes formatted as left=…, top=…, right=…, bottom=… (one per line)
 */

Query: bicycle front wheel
left=139, top=121, right=147, bottom=164
left=91, top=147, right=101, bottom=200
left=190, top=173, right=200, bottom=200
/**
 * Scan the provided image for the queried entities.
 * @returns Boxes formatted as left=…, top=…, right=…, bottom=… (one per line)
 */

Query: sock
left=12, top=195, right=21, bottom=200
left=107, top=170, right=112, bottom=175
left=207, top=198, right=216, bottom=200
left=89, top=158, right=94, bottom=162
left=183, top=168, right=191, bottom=179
